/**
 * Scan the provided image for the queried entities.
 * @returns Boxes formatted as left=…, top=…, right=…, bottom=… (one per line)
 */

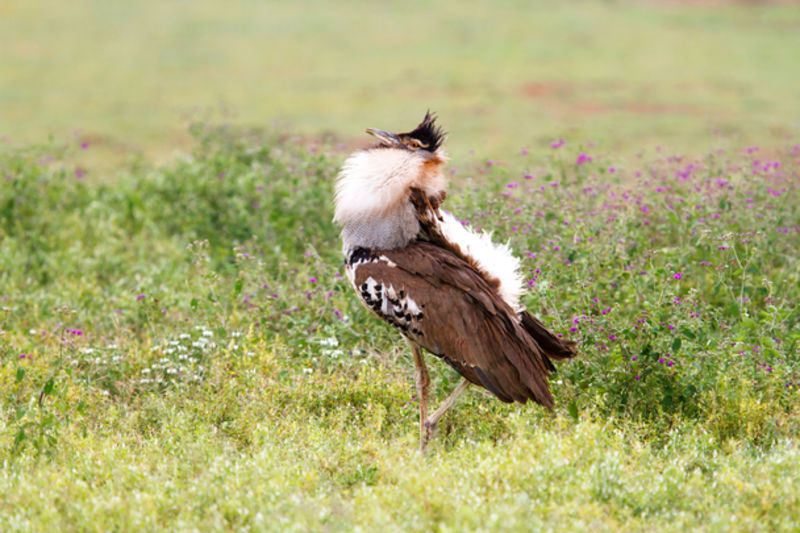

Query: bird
left=333, top=112, right=576, bottom=452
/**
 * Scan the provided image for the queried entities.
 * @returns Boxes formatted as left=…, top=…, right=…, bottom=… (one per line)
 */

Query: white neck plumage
left=333, top=146, right=447, bottom=253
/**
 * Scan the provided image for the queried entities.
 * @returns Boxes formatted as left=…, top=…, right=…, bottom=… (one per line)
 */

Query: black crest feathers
left=405, top=111, right=446, bottom=151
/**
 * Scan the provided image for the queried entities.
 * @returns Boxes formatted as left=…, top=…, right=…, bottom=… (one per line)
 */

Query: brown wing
left=350, top=240, right=566, bottom=408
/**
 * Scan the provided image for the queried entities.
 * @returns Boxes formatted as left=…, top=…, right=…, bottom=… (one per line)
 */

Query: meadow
left=3, top=121, right=800, bottom=531
left=2, top=1, right=800, bottom=531
left=3, top=1, right=800, bottom=166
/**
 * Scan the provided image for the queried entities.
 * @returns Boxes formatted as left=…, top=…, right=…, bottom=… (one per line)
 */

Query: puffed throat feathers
left=333, top=148, right=447, bottom=251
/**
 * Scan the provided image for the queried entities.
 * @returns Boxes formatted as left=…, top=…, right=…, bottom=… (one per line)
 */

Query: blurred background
left=2, top=0, right=799, bottom=170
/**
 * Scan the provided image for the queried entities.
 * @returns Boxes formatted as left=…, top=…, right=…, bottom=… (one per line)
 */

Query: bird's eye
left=406, top=138, right=428, bottom=150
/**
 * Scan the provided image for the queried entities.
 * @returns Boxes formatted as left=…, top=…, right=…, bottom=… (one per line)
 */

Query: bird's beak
left=366, top=128, right=404, bottom=148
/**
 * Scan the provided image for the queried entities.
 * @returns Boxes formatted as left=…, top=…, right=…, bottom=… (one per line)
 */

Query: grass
left=1, top=123, right=799, bottom=530
left=3, top=0, right=800, bottom=170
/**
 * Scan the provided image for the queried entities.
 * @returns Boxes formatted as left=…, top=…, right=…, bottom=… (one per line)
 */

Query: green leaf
left=234, top=279, right=243, bottom=295
left=567, top=401, right=579, bottom=422
left=13, top=427, right=27, bottom=448
left=671, top=337, right=682, bottom=352
left=16, top=367, right=26, bottom=383
left=661, top=393, right=674, bottom=411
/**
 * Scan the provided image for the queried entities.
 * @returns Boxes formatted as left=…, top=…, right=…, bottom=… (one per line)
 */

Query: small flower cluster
left=139, top=326, right=224, bottom=389
left=65, top=343, right=125, bottom=395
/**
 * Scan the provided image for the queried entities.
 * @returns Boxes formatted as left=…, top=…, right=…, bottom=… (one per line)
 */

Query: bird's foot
left=420, top=419, right=437, bottom=453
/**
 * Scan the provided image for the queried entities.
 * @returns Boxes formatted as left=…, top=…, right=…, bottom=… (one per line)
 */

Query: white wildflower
left=319, top=336, right=339, bottom=347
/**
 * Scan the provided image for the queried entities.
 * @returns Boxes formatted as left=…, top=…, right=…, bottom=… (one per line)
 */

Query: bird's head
left=334, top=112, right=448, bottom=228
left=334, top=112, right=450, bottom=250
left=365, top=111, right=447, bottom=162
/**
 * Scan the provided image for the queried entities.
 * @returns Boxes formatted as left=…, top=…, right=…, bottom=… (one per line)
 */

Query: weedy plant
left=1, top=125, right=799, bottom=530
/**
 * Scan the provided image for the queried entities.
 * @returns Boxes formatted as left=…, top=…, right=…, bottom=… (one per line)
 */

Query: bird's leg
left=424, top=379, right=470, bottom=436
left=409, top=341, right=430, bottom=452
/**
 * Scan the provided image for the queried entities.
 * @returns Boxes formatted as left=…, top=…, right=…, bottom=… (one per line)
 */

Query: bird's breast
left=339, top=201, right=420, bottom=252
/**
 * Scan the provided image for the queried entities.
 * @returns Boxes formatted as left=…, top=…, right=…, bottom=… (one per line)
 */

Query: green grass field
left=3, top=0, right=800, bottom=166
left=2, top=1, right=800, bottom=531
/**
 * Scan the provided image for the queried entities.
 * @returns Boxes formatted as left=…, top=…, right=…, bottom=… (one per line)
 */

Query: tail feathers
left=521, top=312, right=578, bottom=363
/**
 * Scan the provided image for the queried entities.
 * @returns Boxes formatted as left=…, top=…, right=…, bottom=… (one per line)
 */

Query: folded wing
left=350, top=241, right=574, bottom=408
